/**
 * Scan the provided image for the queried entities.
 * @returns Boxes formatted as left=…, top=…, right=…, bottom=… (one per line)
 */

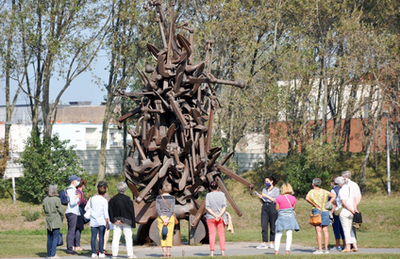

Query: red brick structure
left=270, top=118, right=389, bottom=154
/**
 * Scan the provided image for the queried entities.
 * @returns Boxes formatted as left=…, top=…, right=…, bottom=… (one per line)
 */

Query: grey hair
left=335, top=176, right=345, bottom=185
left=48, top=184, right=58, bottom=197
left=342, top=170, right=352, bottom=179
left=117, top=181, right=128, bottom=194
left=312, top=178, right=322, bottom=187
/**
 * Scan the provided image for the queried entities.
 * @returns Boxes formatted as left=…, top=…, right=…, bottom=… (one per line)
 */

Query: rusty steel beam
left=118, top=1, right=250, bottom=246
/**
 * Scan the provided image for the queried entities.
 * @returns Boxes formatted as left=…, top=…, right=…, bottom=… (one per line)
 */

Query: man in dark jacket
left=108, top=181, right=136, bottom=258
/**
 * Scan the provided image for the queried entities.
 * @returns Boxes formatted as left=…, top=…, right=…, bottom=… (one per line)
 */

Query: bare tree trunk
left=229, top=109, right=235, bottom=152
left=361, top=126, right=374, bottom=194
left=4, top=0, right=19, bottom=162
left=4, top=1, right=14, bottom=154
left=122, top=118, right=128, bottom=175
left=97, top=89, right=117, bottom=182
left=320, top=65, right=328, bottom=144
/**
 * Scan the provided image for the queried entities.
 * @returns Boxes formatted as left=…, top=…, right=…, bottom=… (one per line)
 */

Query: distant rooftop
left=69, top=101, right=92, bottom=105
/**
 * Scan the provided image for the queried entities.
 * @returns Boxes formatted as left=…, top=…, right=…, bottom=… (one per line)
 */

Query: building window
left=86, top=128, right=98, bottom=149
left=109, top=130, right=122, bottom=147
left=75, top=130, right=81, bottom=141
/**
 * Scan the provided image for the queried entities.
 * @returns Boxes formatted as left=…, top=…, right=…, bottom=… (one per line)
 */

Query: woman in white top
left=335, top=176, right=358, bottom=253
left=86, top=184, right=110, bottom=258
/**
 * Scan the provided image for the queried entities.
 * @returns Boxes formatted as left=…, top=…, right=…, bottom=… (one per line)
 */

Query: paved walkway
left=5, top=243, right=400, bottom=258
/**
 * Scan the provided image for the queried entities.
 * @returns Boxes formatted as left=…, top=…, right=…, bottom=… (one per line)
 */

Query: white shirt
left=347, top=179, right=361, bottom=199
left=338, top=184, right=354, bottom=211
left=66, top=185, right=80, bottom=215
left=87, top=195, right=109, bottom=227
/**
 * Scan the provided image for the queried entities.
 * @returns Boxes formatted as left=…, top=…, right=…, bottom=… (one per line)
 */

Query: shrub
left=21, top=210, right=40, bottom=222
left=17, top=132, right=95, bottom=204
left=285, top=141, right=338, bottom=196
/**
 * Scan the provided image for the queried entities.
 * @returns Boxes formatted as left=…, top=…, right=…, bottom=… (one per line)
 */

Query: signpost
left=383, top=111, right=391, bottom=196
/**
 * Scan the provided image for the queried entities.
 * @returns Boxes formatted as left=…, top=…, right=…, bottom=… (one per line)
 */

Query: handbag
left=161, top=195, right=179, bottom=225
left=309, top=191, right=325, bottom=226
left=333, top=206, right=343, bottom=216
left=353, top=211, right=362, bottom=223
left=80, top=206, right=90, bottom=224
left=309, top=211, right=322, bottom=226
left=353, top=211, right=362, bottom=229
left=84, top=197, right=92, bottom=220
left=57, top=233, right=63, bottom=246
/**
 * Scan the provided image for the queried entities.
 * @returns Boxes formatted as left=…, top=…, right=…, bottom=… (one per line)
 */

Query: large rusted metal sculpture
left=115, top=0, right=254, bottom=245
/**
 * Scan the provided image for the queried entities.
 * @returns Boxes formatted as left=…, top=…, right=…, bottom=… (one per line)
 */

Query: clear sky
left=0, top=56, right=110, bottom=106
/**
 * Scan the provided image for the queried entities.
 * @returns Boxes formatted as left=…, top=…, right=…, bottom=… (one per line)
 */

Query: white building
left=1, top=102, right=125, bottom=175
left=0, top=102, right=123, bottom=152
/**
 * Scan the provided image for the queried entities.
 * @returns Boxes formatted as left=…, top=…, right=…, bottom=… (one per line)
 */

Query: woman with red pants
left=205, top=181, right=228, bottom=257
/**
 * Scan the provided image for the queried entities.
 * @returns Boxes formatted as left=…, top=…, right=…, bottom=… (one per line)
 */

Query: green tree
left=17, top=132, right=93, bottom=204
left=97, top=0, right=152, bottom=182
left=4, top=0, right=111, bottom=141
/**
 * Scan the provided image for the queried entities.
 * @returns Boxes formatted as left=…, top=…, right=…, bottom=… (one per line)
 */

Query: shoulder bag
left=84, top=197, right=92, bottom=220
left=284, top=195, right=296, bottom=216
left=309, top=191, right=325, bottom=226
left=161, top=195, right=179, bottom=225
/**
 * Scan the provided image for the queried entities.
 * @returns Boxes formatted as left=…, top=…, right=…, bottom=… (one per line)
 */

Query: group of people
left=43, top=177, right=229, bottom=258
left=256, top=171, right=362, bottom=255
left=42, top=176, right=136, bottom=259
left=42, top=170, right=361, bottom=258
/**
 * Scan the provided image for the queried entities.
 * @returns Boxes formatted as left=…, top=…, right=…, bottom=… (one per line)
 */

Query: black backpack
left=59, top=188, right=69, bottom=205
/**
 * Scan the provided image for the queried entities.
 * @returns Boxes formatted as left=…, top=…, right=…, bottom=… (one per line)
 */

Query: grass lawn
left=1, top=181, right=399, bottom=258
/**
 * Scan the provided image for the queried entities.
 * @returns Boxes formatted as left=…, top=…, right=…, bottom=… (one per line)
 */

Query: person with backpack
left=65, top=175, right=81, bottom=255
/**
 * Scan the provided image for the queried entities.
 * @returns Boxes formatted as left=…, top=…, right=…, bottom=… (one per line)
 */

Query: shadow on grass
left=35, top=252, right=47, bottom=257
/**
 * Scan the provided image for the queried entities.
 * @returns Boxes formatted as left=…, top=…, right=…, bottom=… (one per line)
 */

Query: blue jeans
left=47, top=228, right=60, bottom=257
left=91, top=226, right=106, bottom=254
left=312, top=209, right=330, bottom=226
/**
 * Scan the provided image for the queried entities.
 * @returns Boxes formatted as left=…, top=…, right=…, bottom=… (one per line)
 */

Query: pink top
left=276, top=195, right=297, bottom=210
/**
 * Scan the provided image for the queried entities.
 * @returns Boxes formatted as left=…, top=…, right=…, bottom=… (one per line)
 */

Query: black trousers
left=66, top=213, right=78, bottom=252
left=261, top=203, right=277, bottom=242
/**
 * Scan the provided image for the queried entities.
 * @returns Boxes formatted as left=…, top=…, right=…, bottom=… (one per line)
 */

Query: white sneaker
left=329, top=246, right=342, bottom=251
left=324, top=250, right=330, bottom=254
left=92, top=254, right=98, bottom=258
left=269, top=243, right=275, bottom=249
left=256, top=243, right=269, bottom=249
left=313, top=250, right=324, bottom=254
left=98, top=253, right=106, bottom=258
